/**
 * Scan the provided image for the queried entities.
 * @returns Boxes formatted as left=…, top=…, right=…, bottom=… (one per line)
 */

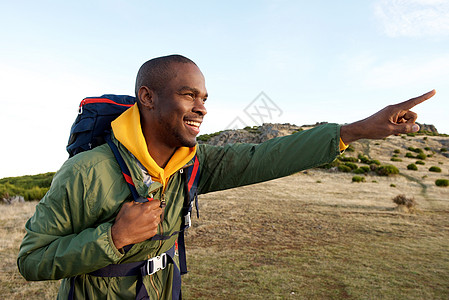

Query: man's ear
left=138, top=86, right=156, bottom=109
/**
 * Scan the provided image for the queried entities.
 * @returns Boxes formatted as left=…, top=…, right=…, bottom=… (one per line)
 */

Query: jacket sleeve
left=197, top=123, right=341, bottom=194
left=17, top=157, right=126, bottom=281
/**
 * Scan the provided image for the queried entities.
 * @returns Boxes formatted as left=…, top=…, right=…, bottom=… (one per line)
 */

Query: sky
left=0, top=0, right=448, bottom=178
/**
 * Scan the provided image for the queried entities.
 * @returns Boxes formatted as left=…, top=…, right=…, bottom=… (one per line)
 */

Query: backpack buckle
left=145, top=253, right=167, bottom=276
left=184, top=212, right=191, bottom=228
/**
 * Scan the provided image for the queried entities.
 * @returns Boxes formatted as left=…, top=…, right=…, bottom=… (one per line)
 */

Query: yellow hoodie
left=111, top=104, right=196, bottom=188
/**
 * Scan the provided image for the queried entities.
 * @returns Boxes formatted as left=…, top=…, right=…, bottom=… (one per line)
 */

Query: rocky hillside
left=198, top=122, right=442, bottom=146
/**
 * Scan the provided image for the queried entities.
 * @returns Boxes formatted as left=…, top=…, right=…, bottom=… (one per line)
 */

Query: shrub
left=358, top=154, right=370, bottom=164
left=344, top=162, right=358, bottom=170
left=392, top=194, right=416, bottom=208
left=390, top=184, right=396, bottom=187
left=394, top=149, right=401, bottom=154
left=424, top=147, right=430, bottom=151
left=423, top=137, right=428, bottom=141
left=429, top=166, right=442, bottom=173
left=376, top=165, right=399, bottom=176
left=416, top=153, right=427, bottom=160
left=408, top=147, right=423, bottom=154
left=340, top=156, right=358, bottom=162
left=338, top=165, right=352, bottom=173
left=405, top=152, right=415, bottom=158
left=407, top=132, right=416, bottom=137
left=391, top=158, right=402, bottom=162
left=407, top=164, right=418, bottom=171
left=435, top=179, right=449, bottom=187
left=441, top=148, right=448, bottom=152
left=371, top=159, right=381, bottom=165
left=353, top=167, right=369, bottom=174
left=416, top=160, right=425, bottom=165
left=352, top=176, right=365, bottom=183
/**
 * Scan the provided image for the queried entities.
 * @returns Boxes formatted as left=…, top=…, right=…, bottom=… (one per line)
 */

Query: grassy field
left=1, top=135, right=448, bottom=299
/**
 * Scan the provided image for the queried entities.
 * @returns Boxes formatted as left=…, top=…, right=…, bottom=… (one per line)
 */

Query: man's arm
left=340, top=90, right=436, bottom=144
left=17, top=158, right=127, bottom=281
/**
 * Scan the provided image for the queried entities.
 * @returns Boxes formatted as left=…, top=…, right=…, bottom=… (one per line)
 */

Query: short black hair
left=135, top=54, right=197, bottom=100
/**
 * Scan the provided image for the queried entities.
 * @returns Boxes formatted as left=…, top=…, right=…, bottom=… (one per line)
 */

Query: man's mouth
left=184, top=119, right=202, bottom=134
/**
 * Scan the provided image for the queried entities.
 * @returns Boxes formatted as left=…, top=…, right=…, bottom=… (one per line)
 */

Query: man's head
left=136, top=55, right=208, bottom=149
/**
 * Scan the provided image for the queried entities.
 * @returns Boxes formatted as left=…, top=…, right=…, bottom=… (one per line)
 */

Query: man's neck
left=147, top=143, right=176, bottom=169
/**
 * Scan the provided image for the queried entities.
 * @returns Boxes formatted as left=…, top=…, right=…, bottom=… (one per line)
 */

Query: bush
left=416, top=153, right=427, bottom=160
left=376, top=165, right=399, bottom=176
left=346, top=144, right=355, bottom=152
left=405, top=152, right=415, bottom=158
left=391, top=158, right=402, bottom=162
left=358, top=154, right=370, bottom=164
left=394, top=149, right=401, bottom=154
left=429, top=166, right=442, bottom=173
left=338, top=165, right=352, bottom=173
left=435, top=179, right=449, bottom=187
left=371, top=159, right=381, bottom=165
left=390, top=184, right=396, bottom=187
left=344, top=162, right=358, bottom=170
left=352, top=176, right=365, bottom=183
left=407, top=147, right=424, bottom=154
left=441, top=148, right=448, bottom=152
left=424, top=147, right=430, bottom=151
left=392, top=194, right=416, bottom=208
left=416, top=160, right=425, bottom=165
left=407, top=164, right=418, bottom=171
left=353, top=166, right=370, bottom=174
left=340, top=155, right=358, bottom=162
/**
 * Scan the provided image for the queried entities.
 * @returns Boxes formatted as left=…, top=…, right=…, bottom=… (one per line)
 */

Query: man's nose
left=193, top=99, right=207, bottom=116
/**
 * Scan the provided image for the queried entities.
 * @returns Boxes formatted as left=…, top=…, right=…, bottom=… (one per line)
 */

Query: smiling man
left=18, top=55, right=435, bottom=300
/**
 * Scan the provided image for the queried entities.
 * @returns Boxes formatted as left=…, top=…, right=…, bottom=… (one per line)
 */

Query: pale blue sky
left=0, top=0, right=448, bottom=178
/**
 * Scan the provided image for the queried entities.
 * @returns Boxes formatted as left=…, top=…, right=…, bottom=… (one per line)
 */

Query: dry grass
left=1, top=135, right=448, bottom=299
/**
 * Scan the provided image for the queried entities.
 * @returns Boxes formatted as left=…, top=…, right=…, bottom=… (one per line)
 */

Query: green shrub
left=408, top=147, right=423, bottom=154
left=338, top=165, right=352, bottom=173
left=407, top=132, right=416, bottom=137
left=391, top=158, right=402, bottom=162
left=371, top=159, right=381, bottom=165
left=390, top=184, right=396, bottom=187
left=405, top=152, right=415, bottom=158
left=423, top=137, right=428, bottom=141
left=352, top=176, right=365, bottom=183
left=376, top=165, right=399, bottom=176
left=197, top=131, right=223, bottom=142
left=416, top=153, right=427, bottom=160
left=344, top=162, right=358, bottom=170
left=353, top=167, right=370, bottom=174
left=435, top=179, right=449, bottom=187
left=358, top=154, right=370, bottom=164
left=429, top=166, right=442, bottom=173
left=416, top=160, right=425, bottom=165
left=424, top=147, right=430, bottom=151
left=340, top=156, right=358, bottom=162
left=346, top=144, right=355, bottom=152
left=441, top=148, right=448, bottom=152
left=394, top=149, right=401, bottom=154
left=407, top=164, right=418, bottom=171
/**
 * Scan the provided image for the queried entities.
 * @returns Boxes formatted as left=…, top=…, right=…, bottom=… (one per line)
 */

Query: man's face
left=152, top=63, right=208, bottom=148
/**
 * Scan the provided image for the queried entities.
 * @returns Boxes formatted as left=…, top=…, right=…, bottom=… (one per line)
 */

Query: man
left=18, top=54, right=435, bottom=299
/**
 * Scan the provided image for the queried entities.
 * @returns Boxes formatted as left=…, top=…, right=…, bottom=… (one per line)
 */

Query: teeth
left=185, top=120, right=200, bottom=127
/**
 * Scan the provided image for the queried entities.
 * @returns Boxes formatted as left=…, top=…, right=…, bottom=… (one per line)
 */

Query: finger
left=396, top=89, right=436, bottom=110
left=394, top=123, right=420, bottom=135
left=145, top=199, right=161, bottom=210
left=403, top=110, right=418, bottom=123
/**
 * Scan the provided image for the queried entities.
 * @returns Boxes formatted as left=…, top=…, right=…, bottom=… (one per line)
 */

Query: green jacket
left=18, top=123, right=341, bottom=299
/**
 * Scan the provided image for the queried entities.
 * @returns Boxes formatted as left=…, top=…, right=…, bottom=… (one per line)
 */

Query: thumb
left=396, top=123, right=420, bottom=135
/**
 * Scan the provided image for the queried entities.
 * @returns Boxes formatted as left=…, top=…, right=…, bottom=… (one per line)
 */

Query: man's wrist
left=340, top=121, right=365, bottom=145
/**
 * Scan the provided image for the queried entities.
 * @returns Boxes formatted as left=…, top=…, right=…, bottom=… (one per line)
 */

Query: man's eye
left=185, top=93, right=195, bottom=98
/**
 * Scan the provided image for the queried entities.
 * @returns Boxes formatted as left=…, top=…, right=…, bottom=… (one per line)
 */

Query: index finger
left=397, top=89, right=436, bottom=110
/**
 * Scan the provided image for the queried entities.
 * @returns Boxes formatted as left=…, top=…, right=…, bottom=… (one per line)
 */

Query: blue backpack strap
left=105, top=134, right=149, bottom=203
left=178, top=156, right=200, bottom=275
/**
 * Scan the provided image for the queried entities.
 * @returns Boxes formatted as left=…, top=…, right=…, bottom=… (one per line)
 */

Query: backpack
left=66, top=94, right=136, bottom=157
left=66, top=94, right=200, bottom=300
